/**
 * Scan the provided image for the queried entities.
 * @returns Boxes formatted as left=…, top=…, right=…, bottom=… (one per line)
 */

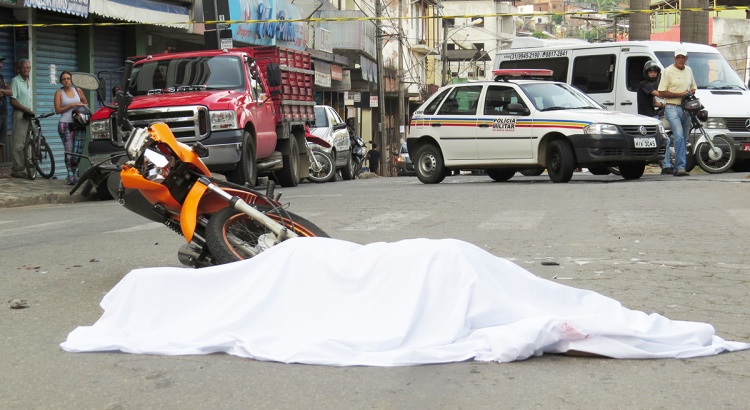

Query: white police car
left=406, top=69, right=666, bottom=183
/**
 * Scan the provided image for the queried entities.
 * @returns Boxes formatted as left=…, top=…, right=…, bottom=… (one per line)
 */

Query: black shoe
left=10, top=171, right=29, bottom=179
left=674, top=168, right=689, bottom=177
left=660, top=167, right=673, bottom=175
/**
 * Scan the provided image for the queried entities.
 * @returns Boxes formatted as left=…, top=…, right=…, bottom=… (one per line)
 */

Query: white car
left=309, top=105, right=354, bottom=181
left=406, top=69, right=666, bottom=184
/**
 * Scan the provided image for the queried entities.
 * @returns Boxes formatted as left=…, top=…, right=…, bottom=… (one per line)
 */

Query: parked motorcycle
left=662, top=93, right=736, bottom=174
left=350, top=133, right=367, bottom=177
left=71, top=62, right=328, bottom=267
left=305, top=125, right=335, bottom=183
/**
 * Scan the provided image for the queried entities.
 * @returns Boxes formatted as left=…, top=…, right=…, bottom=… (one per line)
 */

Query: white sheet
left=61, top=238, right=750, bottom=366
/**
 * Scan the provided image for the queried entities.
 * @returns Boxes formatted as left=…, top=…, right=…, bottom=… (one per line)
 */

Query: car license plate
left=634, top=138, right=656, bottom=148
left=742, top=143, right=750, bottom=152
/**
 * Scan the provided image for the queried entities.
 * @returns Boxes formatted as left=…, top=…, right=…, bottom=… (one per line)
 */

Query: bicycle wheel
left=695, top=134, right=735, bottom=174
left=23, top=135, right=38, bottom=180
left=206, top=206, right=329, bottom=265
left=35, top=138, right=56, bottom=179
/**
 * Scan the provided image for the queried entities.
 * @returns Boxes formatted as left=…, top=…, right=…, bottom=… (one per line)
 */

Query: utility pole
left=397, top=0, right=405, bottom=161
left=442, top=5, right=449, bottom=86
left=629, top=0, right=651, bottom=41
left=375, top=0, right=387, bottom=175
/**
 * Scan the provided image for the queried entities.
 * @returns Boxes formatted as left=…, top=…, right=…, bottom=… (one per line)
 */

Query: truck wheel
left=276, top=136, right=300, bottom=187
left=618, top=163, right=645, bottom=180
left=340, top=149, right=354, bottom=180
left=546, top=140, right=575, bottom=183
left=226, top=132, right=258, bottom=188
left=414, top=143, right=446, bottom=184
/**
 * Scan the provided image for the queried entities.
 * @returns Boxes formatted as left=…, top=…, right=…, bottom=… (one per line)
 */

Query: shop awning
left=90, top=0, right=189, bottom=29
left=24, top=0, right=90, bottom=18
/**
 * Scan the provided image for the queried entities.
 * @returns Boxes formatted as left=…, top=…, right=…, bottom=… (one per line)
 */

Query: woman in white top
left=54, top=70, right=88, bottom=185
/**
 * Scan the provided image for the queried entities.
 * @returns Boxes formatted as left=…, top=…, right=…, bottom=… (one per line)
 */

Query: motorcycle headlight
left=142, top=148, right=172, bottom=183
left=90, top=119, right=112, bottom=140
left=210, top=110, right=237, bottom=131
left=584, top=124, right=619, bottom=135
left=705, top=118, right=726, bottom=129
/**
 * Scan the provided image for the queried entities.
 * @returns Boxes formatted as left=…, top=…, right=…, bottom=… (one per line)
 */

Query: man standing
left=10, top=59, right=34, bottom=178
left=0, top=55, right=11, bottom=165
left=658, top=46, right=697, bottom=177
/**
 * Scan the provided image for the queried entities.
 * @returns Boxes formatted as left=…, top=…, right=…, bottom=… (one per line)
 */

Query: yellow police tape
left=0, top=6, right=748, bottom=29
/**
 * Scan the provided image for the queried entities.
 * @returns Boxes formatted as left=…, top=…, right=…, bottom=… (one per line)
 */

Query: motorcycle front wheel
left=695, top=134, right=735, bottom=174
left=206, top=206, right=329, bottom=265
left=307, top=150, right=334, bottom=183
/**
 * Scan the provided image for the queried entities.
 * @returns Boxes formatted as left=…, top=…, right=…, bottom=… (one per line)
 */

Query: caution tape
left=0, top=6, right=748, bottom=29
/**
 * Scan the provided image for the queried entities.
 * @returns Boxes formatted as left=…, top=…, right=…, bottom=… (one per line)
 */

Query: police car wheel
left=547, top=140, right=575, bottom=183
left=414, top=144, right=446, bottom=184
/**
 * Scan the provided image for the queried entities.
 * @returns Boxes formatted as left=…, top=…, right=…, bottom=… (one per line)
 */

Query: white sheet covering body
left=61, top=238, right=749, bottom=366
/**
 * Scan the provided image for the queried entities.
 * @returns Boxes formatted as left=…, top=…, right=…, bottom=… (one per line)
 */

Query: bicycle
left=23, top=112, right=56, bottom=180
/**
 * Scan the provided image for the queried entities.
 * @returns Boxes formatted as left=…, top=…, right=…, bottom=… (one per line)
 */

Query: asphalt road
left=1, top=171, right=749, bottom=409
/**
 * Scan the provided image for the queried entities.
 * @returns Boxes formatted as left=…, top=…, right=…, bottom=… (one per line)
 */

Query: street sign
left=370, top=96, right=378, bottom=108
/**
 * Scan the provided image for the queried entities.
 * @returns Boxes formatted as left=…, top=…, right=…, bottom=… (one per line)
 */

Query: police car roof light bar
left=492, top=69, right=554, bottom=82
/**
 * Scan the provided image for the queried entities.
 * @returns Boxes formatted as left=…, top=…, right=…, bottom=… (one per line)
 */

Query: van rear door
left=570, top=49, right=618, bottom=110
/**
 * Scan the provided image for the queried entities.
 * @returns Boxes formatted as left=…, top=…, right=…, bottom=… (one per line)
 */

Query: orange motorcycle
left=71, top=64, right=327, bottom=267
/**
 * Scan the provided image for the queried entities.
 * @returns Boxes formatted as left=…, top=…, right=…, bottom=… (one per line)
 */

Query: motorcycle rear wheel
left=206, top=206, right=329, bottom=265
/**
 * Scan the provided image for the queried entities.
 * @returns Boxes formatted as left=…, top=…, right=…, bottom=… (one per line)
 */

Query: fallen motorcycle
left=71, top=62, right=328, bottom=267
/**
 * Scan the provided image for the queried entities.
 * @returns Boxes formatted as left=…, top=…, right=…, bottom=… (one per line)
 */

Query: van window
left=423, top=88, right=451, bottom=115
left=498, top=58, right=568, bottom=82
left=626, top=56, right=651, bottom=91
left=437, top=86, right=483, bottom=115
left=655, top=51, right=746, bottom=89
left=572, top=55, right=615, bottom=93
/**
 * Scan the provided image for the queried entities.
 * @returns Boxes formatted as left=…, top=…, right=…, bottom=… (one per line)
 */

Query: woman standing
left=54, top=71, right=88, bottom=185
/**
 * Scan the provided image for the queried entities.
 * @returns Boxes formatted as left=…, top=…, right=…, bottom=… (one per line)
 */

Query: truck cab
left=90, top=47, right=313, bottom=187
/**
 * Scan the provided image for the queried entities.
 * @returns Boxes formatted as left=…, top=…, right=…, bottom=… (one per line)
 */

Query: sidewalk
left=0, top=165, right=92, bottom=209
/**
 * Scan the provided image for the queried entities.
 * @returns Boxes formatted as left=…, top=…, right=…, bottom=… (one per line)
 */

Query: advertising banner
left=230, top=0, right=307, bottom=50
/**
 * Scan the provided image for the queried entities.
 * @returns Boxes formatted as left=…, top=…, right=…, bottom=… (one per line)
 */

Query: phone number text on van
left=504, top=50, right=569, bottom=60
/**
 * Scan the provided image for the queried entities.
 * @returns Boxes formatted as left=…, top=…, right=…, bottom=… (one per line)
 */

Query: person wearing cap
left=0, top=54, right=11, bottom=170
left=658, top=46, right=697, bottom=177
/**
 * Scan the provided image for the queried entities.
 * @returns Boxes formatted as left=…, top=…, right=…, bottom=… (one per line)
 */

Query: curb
left=0, top=192, right=93, bottom=209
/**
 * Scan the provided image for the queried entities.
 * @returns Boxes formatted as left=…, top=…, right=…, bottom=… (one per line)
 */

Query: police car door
left=477, top=84, right=532, bottom=159
left=432, top=85, right=481, bottom=161
left=570, top=50, right=617, bottom=110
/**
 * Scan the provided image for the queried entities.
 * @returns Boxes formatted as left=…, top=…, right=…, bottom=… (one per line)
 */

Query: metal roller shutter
left=94, top=27, right=125, bottom=109
left=36, top=26, right=78, bottom=179
left=0, top=17, right=14, bottom=163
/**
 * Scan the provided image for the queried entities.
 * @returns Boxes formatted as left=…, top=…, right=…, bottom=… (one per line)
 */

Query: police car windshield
left=654, top=51, right=746, bottom=90
left=519, top=83, right=600, bottom=111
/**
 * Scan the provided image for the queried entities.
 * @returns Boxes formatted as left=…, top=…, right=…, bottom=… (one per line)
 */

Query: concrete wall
left=712, top=18, right=750, bottom=83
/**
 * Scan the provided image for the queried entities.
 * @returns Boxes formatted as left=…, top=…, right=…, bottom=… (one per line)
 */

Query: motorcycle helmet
left=72, top=106, right=92, bottom=129
left=681, top=92, right=702, bottom=111
left=643, top=60, right=661, bottom=81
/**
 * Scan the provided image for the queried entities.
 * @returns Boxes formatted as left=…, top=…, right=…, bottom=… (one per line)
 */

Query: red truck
left=89, top=46, right=315, bottom=187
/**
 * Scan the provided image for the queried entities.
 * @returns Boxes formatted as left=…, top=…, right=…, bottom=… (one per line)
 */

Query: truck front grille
left=127, top=106, right=208, bottom=141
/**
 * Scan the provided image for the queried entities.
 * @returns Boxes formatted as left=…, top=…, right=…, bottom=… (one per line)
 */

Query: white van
left=495, top=40, right=750, bottom=169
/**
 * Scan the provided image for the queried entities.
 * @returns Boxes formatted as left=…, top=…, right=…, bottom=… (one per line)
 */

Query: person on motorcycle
left=638, top=61, right=670, bottom=175
left=638, top=61, right=664, bottom=119
left=658, top=47, right=697, bottom=177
